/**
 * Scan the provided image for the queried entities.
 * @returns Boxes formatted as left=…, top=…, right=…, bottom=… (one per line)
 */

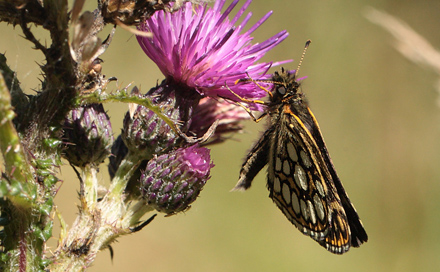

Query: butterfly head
left=270, top=40, right=311, bottom=103
left=270, top=68, right=302, bottom=103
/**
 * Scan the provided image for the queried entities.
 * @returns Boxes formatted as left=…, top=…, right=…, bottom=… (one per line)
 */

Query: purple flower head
left=140, top=144, right=214, bottom=214
left=137, top=0, right=288, bottom=103
left=180, top=144, right=214, bottom=177
left=189, top=97, right=250, bottom=145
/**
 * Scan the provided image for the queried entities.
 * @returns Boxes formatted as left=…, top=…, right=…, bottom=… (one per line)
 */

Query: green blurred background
left=2, top=0, right=440, bottom=271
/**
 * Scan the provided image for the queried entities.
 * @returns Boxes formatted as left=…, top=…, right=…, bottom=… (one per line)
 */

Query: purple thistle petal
left=189, top=97, right=252, bottom=145
left=137, top=0, right=288, bottom=102
left=231, top=0, right=251, bottom=25
left=179, top=145, right=214, bottom=178
left=244, top=11, right=273, bottom=36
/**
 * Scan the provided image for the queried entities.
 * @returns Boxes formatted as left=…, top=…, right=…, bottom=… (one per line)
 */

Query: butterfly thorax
left=267, top=69, right=310, bottom=130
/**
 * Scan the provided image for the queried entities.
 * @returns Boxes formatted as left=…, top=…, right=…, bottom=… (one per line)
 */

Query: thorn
left=130, top=214, right=157, bottom=233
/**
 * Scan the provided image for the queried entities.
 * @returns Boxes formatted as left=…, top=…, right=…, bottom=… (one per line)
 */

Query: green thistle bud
left=63, top=103, right=114, bottom=167
left=122, top=82, right=200, bottom=159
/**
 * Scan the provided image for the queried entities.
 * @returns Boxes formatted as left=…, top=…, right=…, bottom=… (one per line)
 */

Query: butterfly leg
left=224, top=84, right=268, bottom=123
left=236, top=72, right=273, bottom=99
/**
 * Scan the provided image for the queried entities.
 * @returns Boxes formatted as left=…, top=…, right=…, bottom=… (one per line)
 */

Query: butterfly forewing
left=268, top=114, right=327, bottom=236
left=268, top=104, right=351, bottom=253
left=236, top=68, right=367, bottom=254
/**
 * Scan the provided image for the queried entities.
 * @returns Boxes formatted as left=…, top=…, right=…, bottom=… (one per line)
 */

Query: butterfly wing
left=305, top=107, right=368, bottom=248
left=233, top=126, right=274, bottom=191
left=267, top=104, right=366, bottom=254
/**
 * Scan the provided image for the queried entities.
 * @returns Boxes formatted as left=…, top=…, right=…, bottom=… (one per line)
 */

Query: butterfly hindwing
left=234, top=126, right=274, bottom=190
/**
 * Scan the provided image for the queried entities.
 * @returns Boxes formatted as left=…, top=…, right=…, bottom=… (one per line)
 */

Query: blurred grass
left=2, top=0, right=440, bottom=271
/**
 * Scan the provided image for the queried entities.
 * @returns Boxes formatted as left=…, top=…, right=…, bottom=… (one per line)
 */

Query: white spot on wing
left=283, top=160, right=291, bottom=175
left=291, top=192, right=300, bottom=215
left=275, top=157, right=282, bottom=171
left=287, top=142, right=298, bottom=162
left=300, top=199, right=309, bottom=221
left=274, top=177, right=281, bottom=193
left=314, top=194, right=325, bottom=221
left=315, top=180, right=325, bottom=197
left=282, top=183, right=291, bottom=204
left=300, top=150, right=312, bottom=168
left=294, top=165, right=308, bottom=191
left=308, top=200, right=316, bottom=224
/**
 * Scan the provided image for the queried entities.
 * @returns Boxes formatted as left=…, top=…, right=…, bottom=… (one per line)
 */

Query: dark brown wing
left=266, top=104, right=366, bottom=254
left=233, top=126, right=274, bottom=190
left=305, top=107, right=368, bottom=248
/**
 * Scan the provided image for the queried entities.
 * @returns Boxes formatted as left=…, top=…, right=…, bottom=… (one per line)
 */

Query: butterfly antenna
left=295, top=39, right=311, bottom=77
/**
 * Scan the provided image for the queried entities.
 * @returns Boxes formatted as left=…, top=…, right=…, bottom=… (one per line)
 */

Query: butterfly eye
left=277, top=86, right=286, bottom=95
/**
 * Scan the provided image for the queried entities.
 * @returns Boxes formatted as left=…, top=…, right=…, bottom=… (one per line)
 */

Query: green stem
left=0, top=73, right=34, bottom=201
left=50, top=175, right=155, bottom=271
left=107, top=151, right=142, bottom=198
left=81, top=165, right=98, bottom=209
left=80, top=91, right=179, bottom=134
left=124, top=200, right=154, bottom=227
left=0, top=74, right=43, bottom=271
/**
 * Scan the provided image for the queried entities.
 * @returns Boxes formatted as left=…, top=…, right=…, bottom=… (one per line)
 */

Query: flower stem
left=123, top=200, right=155, bottom=227
left=0, top=73, right=35, bottom=201
left=108, top=151, right=142, bottom=198
left=80, top=91, right=180, bottom=134
left=81, top=165, right=98, bottom=209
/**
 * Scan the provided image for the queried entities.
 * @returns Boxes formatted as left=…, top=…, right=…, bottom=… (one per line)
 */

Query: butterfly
left=233, top=41, right=368, bottom=254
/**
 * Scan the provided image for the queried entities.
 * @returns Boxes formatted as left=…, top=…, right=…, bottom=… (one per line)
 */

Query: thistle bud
left=63, top=103, right=114, bottom=167
left=140, top=144, right=214, bottom=214
left=122, top=82, right=200, bottom=159
left=122, top=102, right=175, bottom=157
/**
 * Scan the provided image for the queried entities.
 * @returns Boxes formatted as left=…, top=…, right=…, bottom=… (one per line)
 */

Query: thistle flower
left=63, top=104, right=114, bottom=167
left=137, top=0, right=288, bottom=103
left=133, top=0, right=288, bottom=146
left=140, top=144, right=214, bottom=214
